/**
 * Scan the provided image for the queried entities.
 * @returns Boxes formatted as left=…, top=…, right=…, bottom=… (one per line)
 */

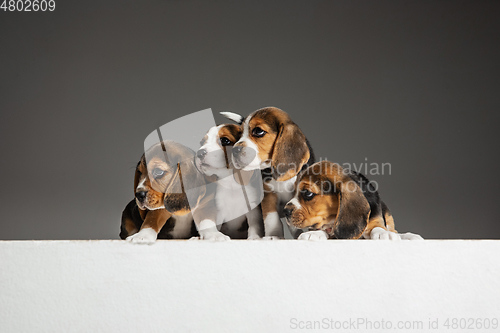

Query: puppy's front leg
left=245, top=206, right=263, bottom=240
left=126, top=208, right=171, bottom=244
left=363, top=216, right=401, bottom=241
left=196, top=219, right=230, bottom=241
left=261, top=191, right=284, bottom=239
left=192, top=204, right=230, bottom=241
left=298, top=230, right=329, bottom=241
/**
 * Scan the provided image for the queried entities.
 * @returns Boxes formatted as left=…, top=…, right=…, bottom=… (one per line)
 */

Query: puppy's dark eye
left=301, top=190, right=316, bottom=201
left=152, top=168, right=166, bottom=179
left=220, top=137, right=232, bottom=146
left=252, top=127, right=266, bottom=138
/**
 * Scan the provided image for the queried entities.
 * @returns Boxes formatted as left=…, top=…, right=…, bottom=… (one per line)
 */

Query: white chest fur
left=267, top=176, right=297, bottom=206
left=215, top=176, right=263, bottom=224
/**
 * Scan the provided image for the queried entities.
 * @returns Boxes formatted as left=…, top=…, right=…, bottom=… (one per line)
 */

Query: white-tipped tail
left=220, top=111, right=244, bottom=124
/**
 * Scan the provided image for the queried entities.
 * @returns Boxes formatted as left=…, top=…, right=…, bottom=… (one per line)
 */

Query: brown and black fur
left=284, top=161, right=396, bottom=239
left=120, top=199, right=198, bottom=239
left=120, top=140, right=205, bottom=240
left=224, top=107, right=316, bottom=238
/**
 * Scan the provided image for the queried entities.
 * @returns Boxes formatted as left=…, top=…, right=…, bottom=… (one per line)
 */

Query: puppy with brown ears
left=195, top=124, right=264, bottom=240
left=283, top=160, right=423, bottom=240
left=120, top=140, right=206, bottom=243
left=145, top=141, right=229, bottom=242
left=221, top=107, right=315, bottom=239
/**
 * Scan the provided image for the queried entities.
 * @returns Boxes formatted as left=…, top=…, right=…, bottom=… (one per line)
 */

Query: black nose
left=283, top=205, right=294, bottom=218
left=135, top=191, right=147, bottom=201
left=197, top=149, right=207, bottom=159
left=233, top=146, right=243, bottom=155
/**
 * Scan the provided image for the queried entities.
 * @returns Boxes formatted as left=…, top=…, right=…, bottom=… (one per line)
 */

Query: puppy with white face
left=195, top=124, right=240, bottom=179
left=283, top=161, right=423, bottom=241
left=195, top=124, right=264, bottom=240
left=121, top=140, right=200, bottom=244
left=221, top=107, right=315, bottom=239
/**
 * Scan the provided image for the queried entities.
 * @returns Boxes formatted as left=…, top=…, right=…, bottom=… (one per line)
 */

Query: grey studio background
left=0, top=0, right=499, bottom=240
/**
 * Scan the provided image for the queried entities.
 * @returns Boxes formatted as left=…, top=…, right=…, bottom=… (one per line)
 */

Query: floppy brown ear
left=179, top=158, right=208, bottom=209
left=163, top=159, right=207, bottom=214
left=332, top=179, right=370, bottom=239
left=163, top=163, right=190, bottom=214
left=271, top=123, right=310, bottom=181
left=133, top=155, right=145, bottom=195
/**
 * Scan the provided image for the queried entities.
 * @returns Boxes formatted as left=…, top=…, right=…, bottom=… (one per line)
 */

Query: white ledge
left=1, top=240, right=499, bottom=332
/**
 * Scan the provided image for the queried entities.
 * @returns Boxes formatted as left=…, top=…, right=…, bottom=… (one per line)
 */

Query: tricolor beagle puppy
left=283, top=160, right=423, bottom=240
left=153, top=142, right=229, bottom=242
left=221, top=107, right=315, bottom=239
left=195, top=124, right=264, bottom=240
left=121, top=140, right=202, bottom=243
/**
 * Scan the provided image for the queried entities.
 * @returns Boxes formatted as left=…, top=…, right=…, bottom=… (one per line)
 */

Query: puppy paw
left=247, top=234, right=262, bottom=240
left=126, top=228, right=157, bottom=244
left=298, top=230, right=329, bottom=241
left=188, top=236, right=201, bottom=241
left=370, top=227, right=401, bottom=241
left=200, top=231, right=230, bottom=241
left=400, top=232, right=424, bottom=240
left=262, top=236, right=284, bottom=240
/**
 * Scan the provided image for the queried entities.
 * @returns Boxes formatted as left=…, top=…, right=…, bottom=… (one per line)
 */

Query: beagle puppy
left=152, top=141, right=229, bottom=242
left=121, top=140, right=201, bottom=243
left=221, top=107, right=315, bottom=239
left=283, top=160, right=423, bottom=240
left=195, top=124, right=264, bottom=240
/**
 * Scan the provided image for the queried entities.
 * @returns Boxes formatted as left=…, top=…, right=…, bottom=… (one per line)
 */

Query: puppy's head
left=134, top=153, right=167, bottom=211
left=283, top=161, right=371, bottom=239
left=135, top=140, right=207, bottom=215
left=195, top=124, right=242, bottom=178
left=228, top=107, right=310, bottom=181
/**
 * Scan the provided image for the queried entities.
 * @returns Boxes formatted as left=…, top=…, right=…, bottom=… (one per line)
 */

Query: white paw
left=188, top=236, right=201, bottom=241
left=247, top=233, right=261, bottom=240
left=370, top=227, right=401, bottom=241
left=126, top=228, right=157, bottom=244
left=400, top=232, right=424, bottom=240
left=200, top=231, right=230, bottom=241
left=262, top=236, right=284, bottom=240
left=298, top=230, right=329, bottom=241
